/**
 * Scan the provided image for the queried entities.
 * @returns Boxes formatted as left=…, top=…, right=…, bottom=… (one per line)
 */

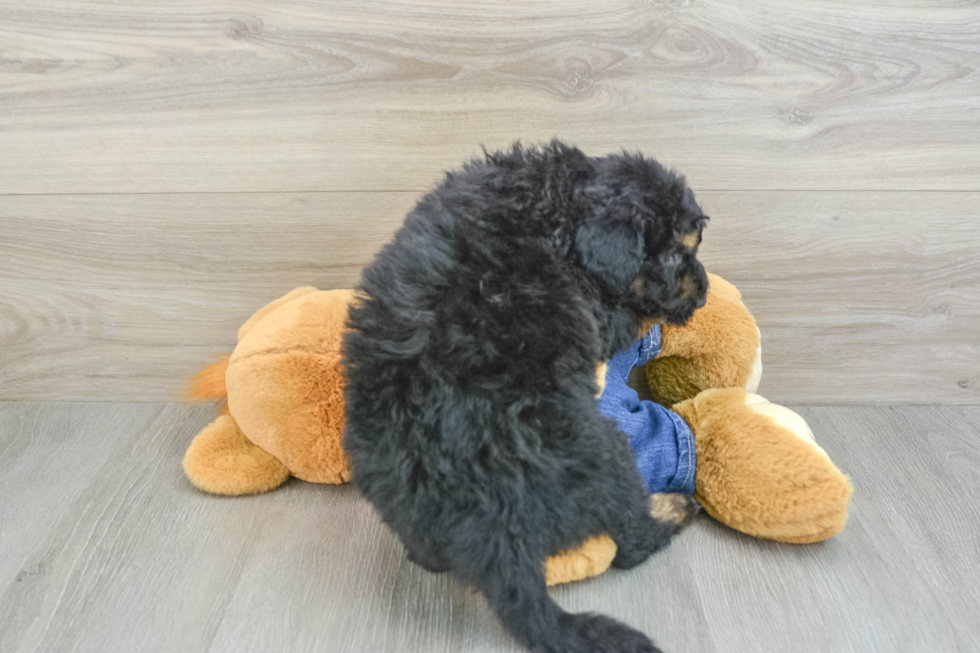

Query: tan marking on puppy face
left=639, top=316, right=664, bottom=338
left=595, top=361, right=608, bottom=398
left=682, top=231, right=699, bottom=249
left=679, top=275, right=698, bottom=298
left=649, top=493, right=697, bottom=527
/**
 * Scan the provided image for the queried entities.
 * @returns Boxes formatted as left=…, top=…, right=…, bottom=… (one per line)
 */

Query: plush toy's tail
left=183, top=354, right=231, bottom=410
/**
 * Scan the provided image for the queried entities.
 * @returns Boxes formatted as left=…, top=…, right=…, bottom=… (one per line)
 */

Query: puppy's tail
left=182, top=354, right=231, bottom=412
left=461, top=538, right=660, bottom=653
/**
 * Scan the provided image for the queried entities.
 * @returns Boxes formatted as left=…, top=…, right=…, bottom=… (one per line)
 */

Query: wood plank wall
left=1, top=0, right=978, bottom=403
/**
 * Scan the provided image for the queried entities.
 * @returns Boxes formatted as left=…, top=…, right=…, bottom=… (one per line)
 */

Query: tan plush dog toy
left=184, top=275, right=852, bottom=585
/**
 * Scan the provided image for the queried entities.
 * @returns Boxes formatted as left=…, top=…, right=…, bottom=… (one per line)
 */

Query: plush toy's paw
left=184, top=414, right=290, bottom=495
left=673, top=388, right=853, bottom=543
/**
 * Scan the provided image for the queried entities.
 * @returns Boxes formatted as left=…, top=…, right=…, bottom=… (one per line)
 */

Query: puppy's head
left=575, top=152, right=708, bottom=326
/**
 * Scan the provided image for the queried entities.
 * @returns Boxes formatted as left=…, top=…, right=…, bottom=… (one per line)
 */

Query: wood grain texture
left=0, top=192, right=416, bottom=401
left=690, top=405, right=980, bottom=653
left=2, top=191, right=976, bottom=403
left=1, top=0, right=979, bottom=193
left=1, top=402, right=978, bottom=652
left=696, top=191, right=980, bottom=405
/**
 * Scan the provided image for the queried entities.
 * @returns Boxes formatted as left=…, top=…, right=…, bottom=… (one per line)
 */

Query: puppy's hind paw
left=649, top=493, right=700, bottom=531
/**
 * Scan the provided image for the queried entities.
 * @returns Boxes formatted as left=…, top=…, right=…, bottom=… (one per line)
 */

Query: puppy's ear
left=575, top=217, right=644, bottom=293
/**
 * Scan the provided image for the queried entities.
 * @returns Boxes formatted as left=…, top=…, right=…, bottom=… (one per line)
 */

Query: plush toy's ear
left=575, top=217, right=644, bottom=293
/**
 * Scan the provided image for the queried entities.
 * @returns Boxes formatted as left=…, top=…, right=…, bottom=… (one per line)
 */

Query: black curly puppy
left=343, top=141, right=708, bottom=653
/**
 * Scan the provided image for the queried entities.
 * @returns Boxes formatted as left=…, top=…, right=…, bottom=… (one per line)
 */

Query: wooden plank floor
left=2, top=401, right=978, bottom=653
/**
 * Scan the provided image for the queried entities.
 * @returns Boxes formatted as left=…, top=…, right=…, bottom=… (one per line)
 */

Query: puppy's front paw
left=649, top=493, right=699, bottom=530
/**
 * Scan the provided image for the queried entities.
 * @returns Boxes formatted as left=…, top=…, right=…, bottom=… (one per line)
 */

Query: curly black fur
left=342, top=141, right=708, bottom=653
